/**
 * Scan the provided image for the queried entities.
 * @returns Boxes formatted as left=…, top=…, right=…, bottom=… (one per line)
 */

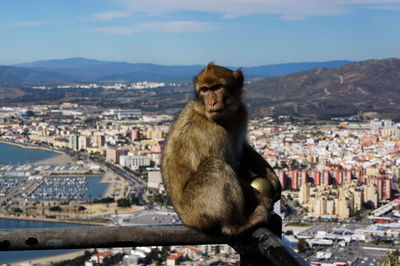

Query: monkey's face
left=194, top=63, right=244, bottom=121
left=198, top=84, right=227, bottom=120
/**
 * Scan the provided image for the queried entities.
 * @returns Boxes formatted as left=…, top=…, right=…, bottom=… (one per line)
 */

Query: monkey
left=161, top=62, right=281, bottom=235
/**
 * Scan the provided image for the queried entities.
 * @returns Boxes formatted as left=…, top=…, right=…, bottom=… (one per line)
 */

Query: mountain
left=1, top=58, right=400, bottom=120
left=243, top=61, right=352, bottom=77
left=14, top=58, right=204, bottom=81
left=244, top=58, right=400, bottom=119
left=0, top=66, right=72, bottom=83
left=1, top=57, right=353, bottom=82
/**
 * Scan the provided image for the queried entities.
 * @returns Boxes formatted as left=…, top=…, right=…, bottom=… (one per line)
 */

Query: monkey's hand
left=265, top=167, right=281, bottom=203
left=259, top=193, right=274, bottom=212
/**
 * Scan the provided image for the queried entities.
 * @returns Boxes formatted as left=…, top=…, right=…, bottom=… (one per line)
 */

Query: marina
left=0, top=175, right=108, bottom=201
left=0, top=143, right=109, bottom=202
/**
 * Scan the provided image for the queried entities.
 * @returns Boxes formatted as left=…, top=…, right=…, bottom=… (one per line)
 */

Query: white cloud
left=89, top=11, right=131, bottom=21
left=93, top=21, right=221, bottom=35
left=149, top=21, right=221, bottom=33
left=114, top=0, right=400, bottom=18
left=6, top=21, right=47, bottom=27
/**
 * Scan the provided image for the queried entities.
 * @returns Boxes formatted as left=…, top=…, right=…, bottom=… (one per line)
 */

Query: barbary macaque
left=162, top=62, right=281, bottom=235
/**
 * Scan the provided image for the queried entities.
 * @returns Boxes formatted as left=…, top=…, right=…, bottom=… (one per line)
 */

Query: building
left=166, top=252, right=183, bottom=266
left=120, top=155, right=151, bottom=170
left=88, top=251, right=113, bottom=264
left=147, top=171, right=164, bottom=193
left=299, top=183, right=310, bottom=204
left=106, top=147, right=124, bottom=164
left=68, top=134, right=79, bottom=151
left=304, top=181, right=379, bottom=219
left=78, top=135, right=91, bottom=150
left=368, top=177, right=392, bottom=200
left=278, top=171, right=286, bottom=190
left=363, top=183, right=379, bottom=208
left=289, top=170, right=299, bottom=190
left=92, top=133, right=105, bottom=147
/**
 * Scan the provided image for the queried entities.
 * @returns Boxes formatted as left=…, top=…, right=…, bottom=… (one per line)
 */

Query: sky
left=0, top=0, right=400, bottom=66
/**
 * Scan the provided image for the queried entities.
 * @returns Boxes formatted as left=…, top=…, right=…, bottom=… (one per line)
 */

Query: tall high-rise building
left=323, top=171, right=331, bottom=186
left=106, top=147, right=124, bottom=164
left=68, top=134, right=79, bottom=151
left=299, top=183, right=310, bottom=204
left=92, top=133, right=105, bottom=147
left=78, top=135, right=90, bottom=150
left=278, top=171, right=286, bottom=190
left=290, top=170, right=299, bottom=190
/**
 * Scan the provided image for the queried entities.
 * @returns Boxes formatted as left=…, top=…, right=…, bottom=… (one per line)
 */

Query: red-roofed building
left=90, top=251, right=113, bottom=264
left=183, top=246, right=202, bottom=260
left=167, top=252, right=183, bottom=266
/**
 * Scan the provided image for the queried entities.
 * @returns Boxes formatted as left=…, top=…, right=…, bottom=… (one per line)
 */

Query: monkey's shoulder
left=172, top=100, right=226, bottom=135
left=164, top=100, right=229, bottom=158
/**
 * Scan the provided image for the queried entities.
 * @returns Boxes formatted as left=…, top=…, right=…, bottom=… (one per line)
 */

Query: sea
left=0, top=143, right=57, bottom=165
left=0, top=219, right=87, bottom=264
left=0, top=143, right=108, bottom=263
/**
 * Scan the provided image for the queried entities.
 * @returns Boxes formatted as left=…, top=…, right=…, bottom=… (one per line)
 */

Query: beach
left=33, top=153, right=74, bottom=166
left=11, top=250, right=87, bottom=266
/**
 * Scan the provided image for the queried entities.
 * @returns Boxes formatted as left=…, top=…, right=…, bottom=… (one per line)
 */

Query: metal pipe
left=0, top=225, right=231, bottom=250
left=0, top=224, right=309, bottom=265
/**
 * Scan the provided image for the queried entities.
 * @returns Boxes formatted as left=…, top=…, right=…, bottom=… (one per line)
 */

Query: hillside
left=0, top=66, right=72, bottom=83
left=0, top=58, right=353, bottom=83
left=244, top=58, right=400, bottom=119
left=1, top=58, right=399, bottom=120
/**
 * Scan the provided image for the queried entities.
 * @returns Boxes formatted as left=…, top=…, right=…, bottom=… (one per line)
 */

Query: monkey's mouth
left=208, top=109, right=224, bottom=117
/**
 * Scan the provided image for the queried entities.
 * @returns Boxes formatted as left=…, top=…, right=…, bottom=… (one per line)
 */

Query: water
left=30, top=176, right=108, bottom=201
left=0, top=143, right=57, bottom=165
left=0, top=143, right=108, bottom=263
left=0, top=219, right=87, bottom=264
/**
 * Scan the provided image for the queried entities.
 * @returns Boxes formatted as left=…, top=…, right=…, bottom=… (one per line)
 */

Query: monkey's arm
left=239, top=143, right=281, bottom=202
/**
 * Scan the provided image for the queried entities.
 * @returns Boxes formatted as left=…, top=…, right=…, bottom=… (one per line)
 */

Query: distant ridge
left=0, top=57, right=355, bottom=83
left=1, top=57, right=400, bottom=120
left=245, top=57, right=400, bottom=119
left=0, top=65, right=72, bottom=83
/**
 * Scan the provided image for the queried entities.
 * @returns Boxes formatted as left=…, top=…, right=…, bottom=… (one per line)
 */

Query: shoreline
left=0, top=140, right=75, bottom=166
left=11, top=249, right=88, bottom=266
left=0, top=214, right=111, bottom=226
left=0, top=140, right=63, bottom=155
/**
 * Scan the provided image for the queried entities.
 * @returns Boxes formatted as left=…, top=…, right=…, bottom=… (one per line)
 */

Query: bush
left=117, top=198, right=131, bottom=208
left=78, top=206, right=86, bottom=211
left=93, top=197, right=115, bottom=204
left=13, top=208, right=23, bottom=213
left=49, top=206, right=62, bottom=212
left=298, top=239, right=309, bottom=253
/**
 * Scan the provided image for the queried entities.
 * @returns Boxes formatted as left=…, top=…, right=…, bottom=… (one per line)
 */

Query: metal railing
left=0, top=214, right=309, bottom=265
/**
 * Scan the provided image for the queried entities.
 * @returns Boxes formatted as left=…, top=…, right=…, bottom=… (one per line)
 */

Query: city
left=1, top=100, right=399, bottom=265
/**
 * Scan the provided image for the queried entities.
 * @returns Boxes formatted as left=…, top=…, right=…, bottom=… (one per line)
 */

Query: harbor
left=0, top=142, right=137, bottom=222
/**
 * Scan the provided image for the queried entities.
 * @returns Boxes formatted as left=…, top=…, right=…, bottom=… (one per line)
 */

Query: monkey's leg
left=240, top=143, right=282, bottom=202
left=178, top=158, right=248, bottom=233
left=221, top=185, right=273, bottom=235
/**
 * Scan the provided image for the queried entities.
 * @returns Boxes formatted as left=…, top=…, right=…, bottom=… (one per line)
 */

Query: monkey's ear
left=233, top=69, right=244, bottom=89
left=206, top=62, right=215, bottom=71
left=193, top=76, right=198, bottom=84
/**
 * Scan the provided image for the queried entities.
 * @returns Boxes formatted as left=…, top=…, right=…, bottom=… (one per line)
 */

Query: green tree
left=13, top=208, right=23, bottom=214
left=297, top=239, right=309, bottom=253
left=379, top=250, right=400, bottom=266
left=49, top=206, right=62, bottom=212
left=117, top=198, right=131, bottom=208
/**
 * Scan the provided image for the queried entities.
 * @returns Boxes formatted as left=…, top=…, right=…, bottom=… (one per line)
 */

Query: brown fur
left=162, top=63, right=281, bottom=235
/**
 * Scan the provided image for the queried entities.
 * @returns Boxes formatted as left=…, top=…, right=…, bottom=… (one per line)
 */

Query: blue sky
left=0, top=0, right=399, bottom=66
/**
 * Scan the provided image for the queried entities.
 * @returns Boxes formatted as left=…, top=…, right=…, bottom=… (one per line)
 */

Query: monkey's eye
left=200, top=86, right=209, bottom=92
left=210, top=84, right=224, bottom=92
